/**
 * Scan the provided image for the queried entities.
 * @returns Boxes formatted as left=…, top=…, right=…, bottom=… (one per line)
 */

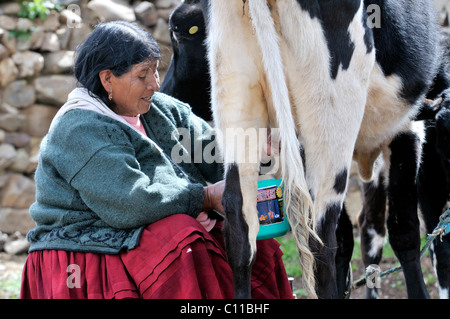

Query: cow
left=160, top=0, right=212, bottom=121
left=357, top=30, right=450, bottom=299
left=204, top=0, right=440, bottom=299
left=356, top=99, right=448, bottom=299
left=358, top=91, right=450, bottom=300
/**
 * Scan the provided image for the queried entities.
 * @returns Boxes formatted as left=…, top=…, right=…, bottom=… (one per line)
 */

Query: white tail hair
left=248, top=0, right=321, bottom=299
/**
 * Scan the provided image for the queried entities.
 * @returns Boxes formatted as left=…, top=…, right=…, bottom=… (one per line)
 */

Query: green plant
left=8, top=27, right=34, bottom=41
left=18, top=0, right=63, bottom=21
left=0, top=273, right=22, bottom=299
left=276, top=234, right=303, bottom=277
left=10, top=1, right=63, bottom=40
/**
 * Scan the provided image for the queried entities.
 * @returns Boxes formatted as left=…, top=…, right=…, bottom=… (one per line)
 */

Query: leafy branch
left=18, top=0, right=63, bottom=21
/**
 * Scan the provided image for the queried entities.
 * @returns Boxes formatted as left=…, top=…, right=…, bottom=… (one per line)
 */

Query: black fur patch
left=333, top=168, right=348, bottom=194
left=296, top=0, right=361, bottom=79
left=311, top=202, right=342, bottom=298
left=365, top=0, right=439, bottom=104
left=335, top=205, right=354, bottom=298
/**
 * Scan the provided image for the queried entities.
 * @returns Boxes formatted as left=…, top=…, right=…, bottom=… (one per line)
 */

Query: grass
left=275, top=235, right=303, bottom=277
left=0, top=277, right=21, bottom=299
left=277, top=231, right=420, bottom=277
left=0, top=267, right=22, bottom=299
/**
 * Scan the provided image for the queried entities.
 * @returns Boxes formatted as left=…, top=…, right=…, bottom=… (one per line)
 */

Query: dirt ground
left=347, top=255, right=440, bottom=299
left=288, top=238, right=441, bottom=299
left=291, top=254, right=440, bottom=299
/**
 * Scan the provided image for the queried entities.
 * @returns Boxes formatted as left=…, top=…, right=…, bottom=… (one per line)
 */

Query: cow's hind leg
left=386, top=130, right=429, bottom=298
left=218, top=122, right=267, bottom=299
left=206, top=0, right=269, bottom=298
left=222, top=162, right=260, bottom=299
left=303, top=124, right=362, bottom=298
left=309, top=170, right=352, bottom=299
left=274, top=0, right=374, bottom=298
left=335, top=204, right=354, bottom=298
left=220, top=123, right=267, bottom=299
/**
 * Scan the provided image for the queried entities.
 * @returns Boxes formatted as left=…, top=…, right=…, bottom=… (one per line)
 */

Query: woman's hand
left=197, top=180, right=225, bottom=232
left=196, top=211, right=217, bottom=232
left=202, top=180, right=225, bottom=215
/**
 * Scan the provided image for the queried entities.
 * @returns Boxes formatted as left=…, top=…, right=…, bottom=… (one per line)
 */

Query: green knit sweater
left=27, top=92, right=223, bottom=254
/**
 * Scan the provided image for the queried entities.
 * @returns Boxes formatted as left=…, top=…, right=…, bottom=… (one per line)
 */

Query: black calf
left=387, top=131, right=429, bottom=298
left=356, top=84, right=450, bottom=299
left=160, top=1, right=212, bottom=121
left=418, top=89, right=450, bottom=299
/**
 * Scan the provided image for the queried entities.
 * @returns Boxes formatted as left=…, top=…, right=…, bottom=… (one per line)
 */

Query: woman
left=20, top=21, right=293, bottom=299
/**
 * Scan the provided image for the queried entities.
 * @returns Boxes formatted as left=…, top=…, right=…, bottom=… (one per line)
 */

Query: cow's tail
left=248, top=0, right=321, bottom=299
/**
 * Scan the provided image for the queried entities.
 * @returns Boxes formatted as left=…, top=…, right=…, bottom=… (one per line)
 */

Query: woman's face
left=109, top=59, right=160, bottom=116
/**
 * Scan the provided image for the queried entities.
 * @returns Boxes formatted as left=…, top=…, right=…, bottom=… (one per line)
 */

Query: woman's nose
left=147, top=71, right=160, bottom=90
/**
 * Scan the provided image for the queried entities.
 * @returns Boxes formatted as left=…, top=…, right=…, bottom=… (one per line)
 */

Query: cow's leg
left=215, top=116, right=267, bottom=300
left=386, top=130, right=429, bottom=299
left=427, top=220, right=450, bottom=299
left=357, top=166, right=387, bottom=299
left=301, top=116, right=363, bottom=299
left=428, top=226, right=450, bottom=299
left=222, top=161, right=260, bottom=299
left=219, top=120, right=268, bottom=299
left=307, top=165, right=353, bottom=299
left=273, top=0, right=374, bottom=299
left=418, top=124, right=450, bottom=299
left=206, top=2, right=268, bottom=299
left=335, top=204, right=354, bottom=298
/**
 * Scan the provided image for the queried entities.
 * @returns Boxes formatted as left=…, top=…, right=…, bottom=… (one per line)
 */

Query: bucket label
left=257, top=185, right=284, bottom=225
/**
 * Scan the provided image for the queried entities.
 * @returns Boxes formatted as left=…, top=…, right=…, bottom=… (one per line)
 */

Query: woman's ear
left=99, top=69, right=113, bottom=93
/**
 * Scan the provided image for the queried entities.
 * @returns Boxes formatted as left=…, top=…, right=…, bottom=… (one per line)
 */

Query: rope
left=348, top=209, right=450, bottom=294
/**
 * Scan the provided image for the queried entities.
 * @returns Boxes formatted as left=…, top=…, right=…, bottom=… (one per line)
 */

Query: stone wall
left=0, top=0, right=449, bottom=248
left=0, top=0, right=180, bottom=243
left=435, top=0, right=450, bottom=25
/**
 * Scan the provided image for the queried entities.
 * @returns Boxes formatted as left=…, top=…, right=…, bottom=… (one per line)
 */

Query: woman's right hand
left=202, top=180, right=225, bottom=215
left=196, top=211, right=217, bottom=232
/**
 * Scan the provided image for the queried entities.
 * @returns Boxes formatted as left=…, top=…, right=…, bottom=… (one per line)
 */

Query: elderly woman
left=20, top=21, right=292, bottom=299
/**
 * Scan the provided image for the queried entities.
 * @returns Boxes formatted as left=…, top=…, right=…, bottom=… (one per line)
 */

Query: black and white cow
left=358, top=30, right=450, bottom=299
left=358, top=92, right=450, bottom=300
left=203, top=0, right=440, bottom=299
left=160, top=0, right=212, bottom=121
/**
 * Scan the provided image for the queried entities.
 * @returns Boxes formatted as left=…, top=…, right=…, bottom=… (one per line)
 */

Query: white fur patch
left=438, top=286, right=449, bottom=299
left=367, top=227, right=386, bottom=258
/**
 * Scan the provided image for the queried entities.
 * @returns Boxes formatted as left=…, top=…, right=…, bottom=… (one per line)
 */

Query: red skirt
left=21, top=214, right=293, bottom=299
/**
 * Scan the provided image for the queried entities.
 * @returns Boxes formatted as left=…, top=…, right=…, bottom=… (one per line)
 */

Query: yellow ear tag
left=189, top=26, right=198, bottom=35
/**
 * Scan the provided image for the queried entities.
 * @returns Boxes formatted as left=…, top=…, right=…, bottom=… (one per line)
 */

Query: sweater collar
left=50, top=87, right=162, bottom=152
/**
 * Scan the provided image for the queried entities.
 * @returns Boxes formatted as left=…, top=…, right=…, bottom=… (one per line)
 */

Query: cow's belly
left=353, top=63, right=418, bottom=180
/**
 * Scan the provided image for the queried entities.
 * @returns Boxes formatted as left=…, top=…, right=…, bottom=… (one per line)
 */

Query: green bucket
left=256, top=178, right=290, bottom=240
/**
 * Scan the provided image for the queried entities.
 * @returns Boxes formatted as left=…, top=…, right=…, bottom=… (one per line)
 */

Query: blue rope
left=419, top=209, right=450, bottom=258
left=350, top=209, right=450, bottom=293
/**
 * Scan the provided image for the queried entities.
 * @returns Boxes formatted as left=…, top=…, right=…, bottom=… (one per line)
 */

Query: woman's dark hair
left=73, top=21, right=161, bottom=108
